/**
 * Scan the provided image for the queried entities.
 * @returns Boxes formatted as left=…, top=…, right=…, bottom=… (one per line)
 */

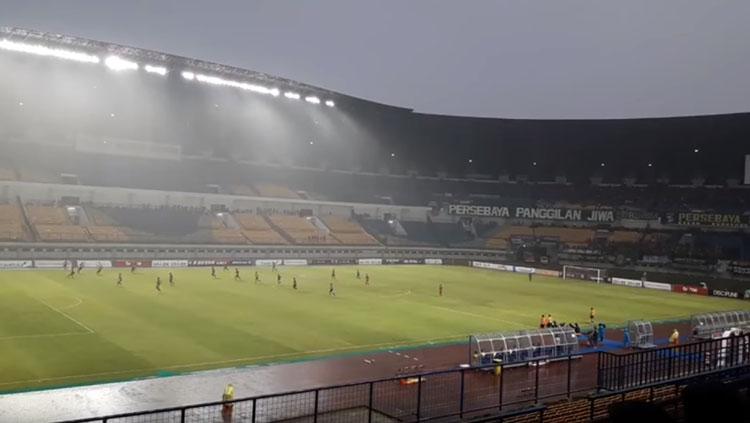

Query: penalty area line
left=35, top=298, right=95, bottom=334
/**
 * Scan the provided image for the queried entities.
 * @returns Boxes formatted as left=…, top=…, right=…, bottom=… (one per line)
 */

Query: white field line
left=0, top=334, right=467, bottom=387
left=35, top=298, right=95, bottom=334
left=427, top=305, right=526, bottom=327
left=0, top=332, right=93, bottom=341
left=58, top=297, right=83, bottom=310
left=379, top=289, right=412, bottom=299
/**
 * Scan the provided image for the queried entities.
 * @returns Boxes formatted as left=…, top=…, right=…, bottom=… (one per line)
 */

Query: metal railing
left=54, top=334, right=750, bottom=423
left=598, top=333, right=750, bottom=391
left=57, top=354, right=594, bottom=423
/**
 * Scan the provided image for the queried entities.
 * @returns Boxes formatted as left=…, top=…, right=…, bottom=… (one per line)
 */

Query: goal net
left=562, top=265, right=606, bottom=283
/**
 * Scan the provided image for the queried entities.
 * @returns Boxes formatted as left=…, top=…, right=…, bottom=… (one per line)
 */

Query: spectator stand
left=469, top=326, right=580, bottom=368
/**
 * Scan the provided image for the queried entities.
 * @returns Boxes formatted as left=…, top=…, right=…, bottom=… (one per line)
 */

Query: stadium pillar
left=416, top=375, right=422, bottom=421
left=251, top=398, right=256, bottom=423
left=566, top=355, right=572, bottom=398
left=498, top=365, right=504, bottom=411
left=459, top=369, right=465, bottom=418
left=313, top=389, right=319, bottom=423
left=180, top=408, right=186, bottom=423
left=368, top=382, right=374, bottom=423
left=534, top=360, right=540, bottom=402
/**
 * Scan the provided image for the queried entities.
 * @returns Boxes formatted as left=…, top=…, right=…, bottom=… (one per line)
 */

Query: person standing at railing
left=222, top=383, right=235, bottom=423
left=669, top=329, right=680, bottom=346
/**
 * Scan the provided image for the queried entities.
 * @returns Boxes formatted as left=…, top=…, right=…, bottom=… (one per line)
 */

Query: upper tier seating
left=86, top=226, right=129, bottom=243
left=98, top=206, right=202, bottom=237
left=322, top=216, right=379, bottom=245
left=0, top=168, right=16, bottom=181
left=211, top=228, right=248, bottom=244
left=26, top=205, right=69, bottom=225
left=229, top=185, right=258, bottom=196
left=35, top=224, right=89, bottom=242
left=25, top=205, right=91, bottom=242
left=485, top=225, right=534, bottom=249
left=268, top=215, right=338, bottom=244
left=534, top=227, right=593, bottom=246
left=0, top=203, right=30, bottom=241
left=234, top=213, right=288, bottom=245
left=254, top=184, right=299, bottom=199
left=399, top=221, right=472, bottom=246
left=609, top=231, right=642, bottom=243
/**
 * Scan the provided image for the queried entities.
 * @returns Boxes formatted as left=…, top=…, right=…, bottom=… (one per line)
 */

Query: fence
left=56, top=334, right=750, bottom=423
left=598, top=333, right=750, bottom=391
left=58, top=354, right=596, bottom=423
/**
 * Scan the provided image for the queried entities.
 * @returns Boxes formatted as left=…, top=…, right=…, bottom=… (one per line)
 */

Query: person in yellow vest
left=222, top=383, right=235, bottom=423
left=669, top=329, right=680, bottom=346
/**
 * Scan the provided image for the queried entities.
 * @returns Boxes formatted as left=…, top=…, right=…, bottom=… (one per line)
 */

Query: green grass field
left=0, top=265, right=747, bottom=392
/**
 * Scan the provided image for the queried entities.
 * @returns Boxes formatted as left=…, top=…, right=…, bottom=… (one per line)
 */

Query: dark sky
left=2, top=0, right=749, bottom=119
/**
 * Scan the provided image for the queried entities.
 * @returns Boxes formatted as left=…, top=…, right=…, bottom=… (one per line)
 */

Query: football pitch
left=0, top=265, right=747, bottom=393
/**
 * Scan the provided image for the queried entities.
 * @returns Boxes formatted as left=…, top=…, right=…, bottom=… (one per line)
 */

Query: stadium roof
left=0, top=26, right=412, bottom=113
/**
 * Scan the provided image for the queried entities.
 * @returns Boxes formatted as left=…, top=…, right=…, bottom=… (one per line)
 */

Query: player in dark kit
left=356, top=269, right=361, bottom=279
left=234, top=268, right=241, bottom=281
left=271, top=262, right=276, bottom=272
left=77, top=262, right=84, bottom=274
left=131, top=264, right=136, bottom=274
left=254, top=271, right=260, bottom=284
left=292, top=277, right=298, bottom=290
left=329, top=282, right=336, bottom=296
left=331, top=268, right=336, bottom=280
left=63, top=260, right=68, bottom=271
left=277, top=273, right=282, bottom=285
left=211, top=266, right=217, bottom=279
left=117, top=273, right=123, bottom=286
left=169, top=272, right=175, bottom=287
left=155, top=276, right=162, bottom=293
left=96, top=264, right=103, bottom=276
left=365, top=274, right=370, bottom=286
left=67, top=268, right=76, bottom=278
left=528, top=272, right=533, bottom=282
left=439, top=283, right=443, bottom=297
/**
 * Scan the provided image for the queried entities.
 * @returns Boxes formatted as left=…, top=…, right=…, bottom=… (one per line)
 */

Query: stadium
left=0, top=22, right=749, bottom=423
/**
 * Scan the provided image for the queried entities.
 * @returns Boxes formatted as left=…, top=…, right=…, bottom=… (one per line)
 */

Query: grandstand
left=268, top=214, right=339, bottom=244
left=0, top=24, right=748, bottom=423
left=322, top=215, right=380, bottom=245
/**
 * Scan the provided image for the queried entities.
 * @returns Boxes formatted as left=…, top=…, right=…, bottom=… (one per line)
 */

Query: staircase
left=262, top=215, right=296, bottom=244
left=16, top=197, right=38, bottom=241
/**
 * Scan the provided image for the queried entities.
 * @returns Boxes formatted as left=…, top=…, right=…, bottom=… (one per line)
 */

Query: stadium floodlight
left=325, top=100, right=335, bottom=107
left=181, top=71, right=195, bottom=80
left=305, top=96, right=321, bottom=104
left=105, top=55, right=138, bottom=71
left=144, top=64, right=168, bottom=76
left=284, top=92, right=301, bottom=100
left=193, top=73, right=277, bottom=96
left=0, top=39, right=100, bottom=63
